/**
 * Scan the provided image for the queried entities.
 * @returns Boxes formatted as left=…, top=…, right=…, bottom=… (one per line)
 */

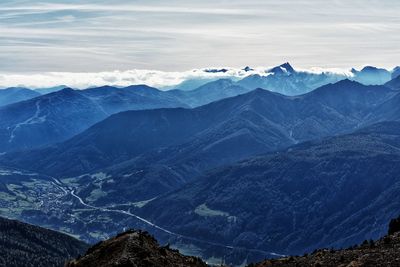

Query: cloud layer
left=0, top=66, right=356, bottom=89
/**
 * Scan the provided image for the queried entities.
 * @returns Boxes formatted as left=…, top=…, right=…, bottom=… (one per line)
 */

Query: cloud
left=0, top=66, right=354, bottom=90
left=0, top=0, right=399, bottom=72
left=0, top=3, right=255, bottom=16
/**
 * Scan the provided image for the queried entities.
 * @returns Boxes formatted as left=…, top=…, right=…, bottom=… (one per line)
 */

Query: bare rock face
left=65, top=230, right=208, bottom=267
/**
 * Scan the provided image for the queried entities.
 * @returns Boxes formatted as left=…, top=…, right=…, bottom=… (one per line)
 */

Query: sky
left=0, top=0, right=399, bottom=87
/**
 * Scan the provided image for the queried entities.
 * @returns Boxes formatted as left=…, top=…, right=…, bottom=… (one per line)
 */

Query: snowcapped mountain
left=237, top=63, right=347, bottom=95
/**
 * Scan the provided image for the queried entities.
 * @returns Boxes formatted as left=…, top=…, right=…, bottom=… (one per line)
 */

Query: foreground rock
left=65, top=230, right=208, bottom=267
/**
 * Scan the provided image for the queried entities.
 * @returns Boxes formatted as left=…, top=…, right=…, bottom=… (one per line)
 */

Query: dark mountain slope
left=0, top=86, right=186, bottom=152
left=1, top=107, right=210, bottom=176
left=0, top=88, right=106, bottom=152
left=68, top=90, right=298, bottom=204
left=0, top=216, right=88, bottom=267
left=366, top=91, right=400, bottom=123
left=66, top=230, right=207, bottom=267
left=385, top=75, right=400, bottom=90
left=0, top=87, right=41, bottom=107
left=140, top=121, right=400, bottom=257
left=100, top=80, right=394, bottom=179
left=392, top=66, right=400, bottom=79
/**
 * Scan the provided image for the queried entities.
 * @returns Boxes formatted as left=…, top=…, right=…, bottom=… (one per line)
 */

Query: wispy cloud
left=0, top=0, right=399, bottom=73
left=0, top=3, right=255, bottom=16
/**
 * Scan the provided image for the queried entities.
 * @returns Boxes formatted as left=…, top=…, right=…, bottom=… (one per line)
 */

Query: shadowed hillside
left=0, top=216, right=88, bottom=267
left=251, top=215, right=400, bottom=267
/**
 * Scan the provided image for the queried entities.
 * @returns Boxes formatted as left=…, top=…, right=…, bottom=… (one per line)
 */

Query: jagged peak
left=268, top=62, right=295, bottom=75
left=280, top=62, right=295, bottom=73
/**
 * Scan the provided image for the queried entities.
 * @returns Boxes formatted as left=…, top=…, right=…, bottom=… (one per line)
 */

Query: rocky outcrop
left=66, top=230, right=208, bottom=267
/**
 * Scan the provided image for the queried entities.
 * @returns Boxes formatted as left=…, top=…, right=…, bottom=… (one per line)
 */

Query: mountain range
left=1, top=79, right=399, bottom=206
left=0, top=66, right=400, bottom=266
left=0, top=85, right=186, bottom=152
left=1, top=63, right=398, bottom=154
left=164, top=63, right=398, bottom=94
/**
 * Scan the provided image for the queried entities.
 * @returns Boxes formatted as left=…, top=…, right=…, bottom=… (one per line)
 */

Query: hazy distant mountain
left=0, top=87, right=40, bottom=107
left=163, top=78, right=219, bottom=91
left=140, top=121, right=400, bottom=259
left=0, top=216, right=88, bottom=267
left=0, top=85, right=186, bottom=152
left=167, top=79, right=252, bottom=107
left=237, top=63, right=346, bottom=95
left=34, top=85, right=68, bottom=95
left=351, top=66, right=392, bottom=85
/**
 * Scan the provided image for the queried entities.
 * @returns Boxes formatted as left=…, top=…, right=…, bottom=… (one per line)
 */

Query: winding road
left=52, top=178, right=285, bottom=257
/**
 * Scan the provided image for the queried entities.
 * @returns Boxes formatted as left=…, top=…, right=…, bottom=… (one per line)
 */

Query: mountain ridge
left=0, top=87, right=41, bottom=107
left=0, top=80, right=398, bottom=205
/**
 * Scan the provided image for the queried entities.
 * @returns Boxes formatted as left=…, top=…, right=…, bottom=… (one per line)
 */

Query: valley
left=0, top=166, right=284, bottom=265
